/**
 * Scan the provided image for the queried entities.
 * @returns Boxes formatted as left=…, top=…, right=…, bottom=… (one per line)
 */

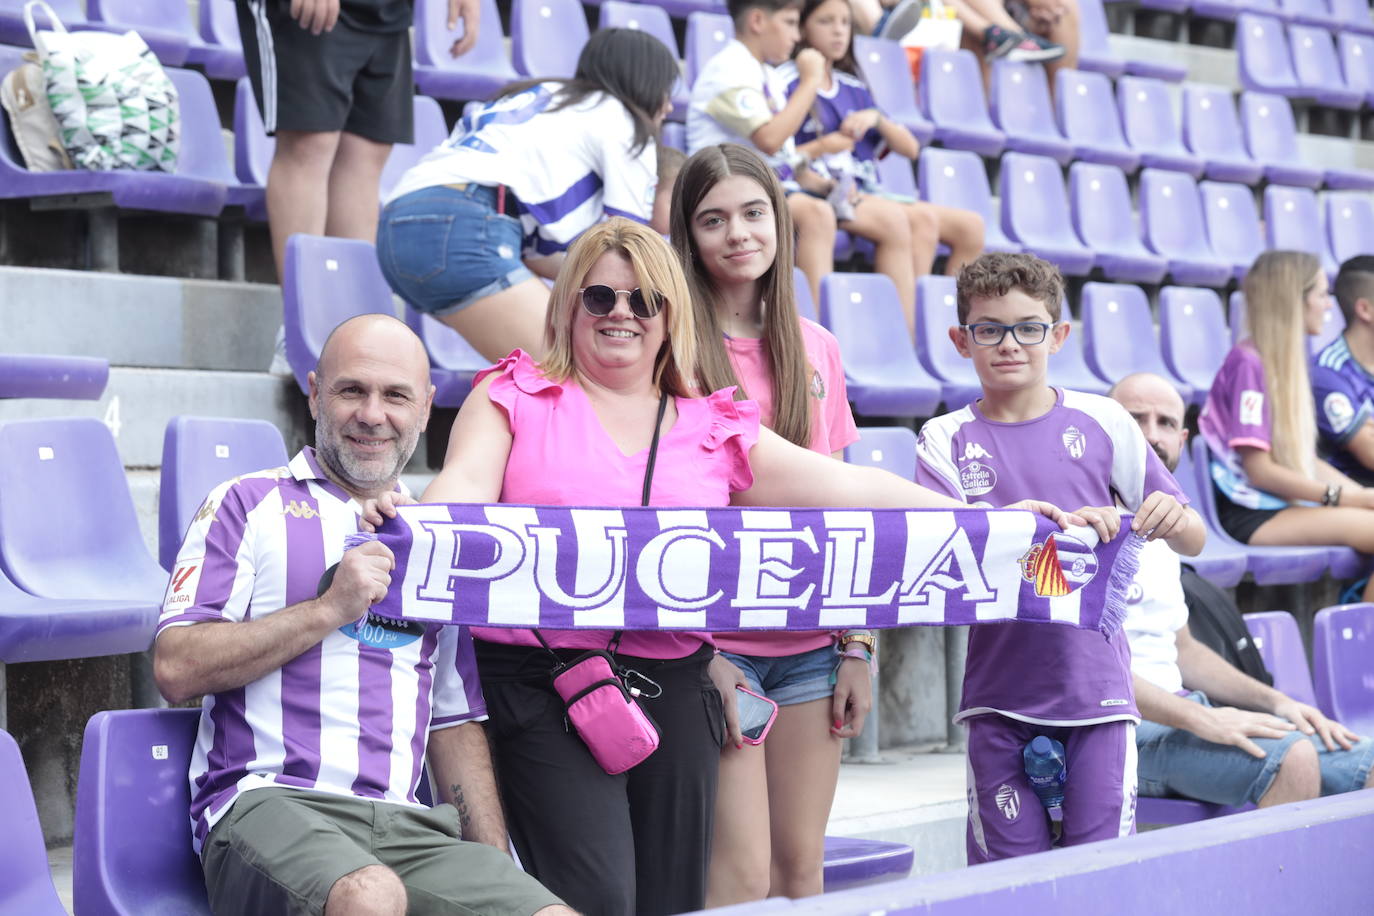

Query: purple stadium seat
left=229, top=78, right=269, bottom=221
left=188, top=0, right=245, bottom=79
left=1263, top=185, right=1339, bottom=278
left=0, top=354, right=108, bottom=399
left=1238, top=13, right=1303, bottom=97
left=1338, top=32, right=1374, bottom=107
left=85, top=0, right=192, bottom=66
left=1080, top=282, right=1194, bottom=400
left=0, top=50, right=227, bottom=218
left=1243, top=610, right=1319, bottom=706
left=511, top=0, right=587, bottom=77
left=988, top=60, right=1072, bottom=165
left=1136, top=796, right=1250, bottom=825
left=919, top=48, right=1005, bottom=157
left=793, top=267, right=818, bottom=323
left=662, top=120, right=686, bottom=151
left=1188, top=437, right=1331, bottom=583
left=282, top=235, right=397, bottom=395
left=1139, top=169, right=1232, bottom=288
left=378, top=95, right=451, bottom=200
left=1048, top=312, right=1112, bottom=396
left=1192, top=0, right=1246, bottom=21
left=820, top=836, right=914, bottom=891
left=1313, top=603, right=1374, bottom=733
left=403, top=306, right=490, bottom=407
left=1159, top=286, right=1229, bottom=397
left=1199, top=180, right=1264, bottom=281
left=914, top=275, right=982, bottom=410
left=1330, top=0, right=1374, bottom=34
left=1239, top=91, right=1324, bottom=189
left=598, top=2, right=688, bottom=117
left=918, top=148, right=1020, bottom=253
left=1055, top=69, right=1140, bottom=173
left=853, top=36, right=935, bottom=146
left=1172, top=443, right=1250, bottom=587
left=844, top=427, right=918, bottom=480
left=0, top=417, right=167, bottom=603
left=1076, top=0, right=1127, bottom=78
left=0, top=0, right=87, bottom=45
left=999, top=152, right=1094, bottom=276
left=1181, top=84, right=1263, bottom=186
left=685, top=11, right=734, bottom=88
left=73, top=709, right=211, bottom=916
left=1281, top=0, right=1341, bottom=26
left=413, top=0, right=518, bottom=102
left=1325, top=192, right=1374, bottom=265
left=1117, top=76, right=1205, bottom=178
left=157, top=416, right=289, bottom=571
left=0, top=728, right=66, bottom=915
left=1068, top=162, right=1168, bottom=284
left=0, top=560, right=155, bottom=670
left=1288, top=23, right=1362, bottom=108
left=1229, top=289, right=1246, bottom=344
left=819, top=273, right=942, bottom=417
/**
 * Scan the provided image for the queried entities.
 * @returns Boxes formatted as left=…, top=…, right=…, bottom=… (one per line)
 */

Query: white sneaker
left=268, top=324, right=292, bottom=377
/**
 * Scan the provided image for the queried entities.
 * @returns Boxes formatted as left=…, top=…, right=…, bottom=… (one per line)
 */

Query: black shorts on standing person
left=235, top=0, right=415, bottom=143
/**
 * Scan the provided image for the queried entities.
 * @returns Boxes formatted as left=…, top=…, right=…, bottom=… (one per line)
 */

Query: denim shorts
left=720, top=644, right=837, bottom=707
left=377, top=184, right=534, bottom=317
left=1136, top=691, right=1374, bottom=806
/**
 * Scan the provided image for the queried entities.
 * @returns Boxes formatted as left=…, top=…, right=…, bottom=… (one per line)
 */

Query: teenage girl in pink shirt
left=670, top=142, right=872, bottom=904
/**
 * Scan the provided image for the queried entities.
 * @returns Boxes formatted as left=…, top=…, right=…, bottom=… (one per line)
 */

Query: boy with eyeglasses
left=914, top=252, right=1205, bottom=863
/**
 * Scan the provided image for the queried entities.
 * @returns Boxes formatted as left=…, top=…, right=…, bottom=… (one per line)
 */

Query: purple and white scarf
left=352, top=504, right=1143, bottom=636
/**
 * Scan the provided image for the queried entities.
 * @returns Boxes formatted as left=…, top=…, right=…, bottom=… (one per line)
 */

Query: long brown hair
left=669, top=144, right=813, bottom=446
left=1243, top=250, right=1321, bottom=476
left=542, top=218, right=699, bottom=398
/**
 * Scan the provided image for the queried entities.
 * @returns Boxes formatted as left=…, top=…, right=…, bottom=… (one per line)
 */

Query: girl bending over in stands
left=777, top=0, right=985, bottom=339
left=670, top=142, right=868, bottom=905
left=377, top=28, right=678, bottom=362
left=1202, top=249, right=1374, bottom=600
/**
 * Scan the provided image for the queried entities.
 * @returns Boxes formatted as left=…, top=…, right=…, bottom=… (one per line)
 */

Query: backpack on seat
left=1180, top=564, right=1273, bottom=685
left=0, top=50, right=71, bottom=171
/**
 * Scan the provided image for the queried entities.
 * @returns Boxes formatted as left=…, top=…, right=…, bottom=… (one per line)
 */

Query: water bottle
left=1022, top=735, right=1067, bottom=812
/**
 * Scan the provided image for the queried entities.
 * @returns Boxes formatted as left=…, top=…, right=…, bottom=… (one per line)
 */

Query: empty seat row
left=1238, top=11, right=1374, bottom=112
left=1172, top=0, right=1374, bottom=34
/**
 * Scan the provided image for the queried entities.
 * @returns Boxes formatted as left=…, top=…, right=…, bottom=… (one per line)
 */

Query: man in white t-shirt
left=154, top=314, right=571, bottom=916
left=687, top=0, right=841, bottom=306
left=1113, top=372, right=1374, bottom=810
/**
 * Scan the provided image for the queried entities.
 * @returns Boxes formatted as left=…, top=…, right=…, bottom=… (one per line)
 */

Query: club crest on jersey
left=995, top=784, right=1020, bottom=820
left=340, top=611, right=424, bottom=649
left=1019, top=533, right=1098, bottom=597
left=1062, top=425, right=1086, bottom=459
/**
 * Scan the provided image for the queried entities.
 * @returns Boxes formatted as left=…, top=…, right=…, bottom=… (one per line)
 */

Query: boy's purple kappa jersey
left=1311, top=335, right=1374, bottom=484
left=916, top=388, right=1188, bottom=725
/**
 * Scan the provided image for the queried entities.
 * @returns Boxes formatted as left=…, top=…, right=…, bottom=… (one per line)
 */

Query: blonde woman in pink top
left=369, top=218, right=1080, bottom=916
left=670, top=143, right=870, bottom=905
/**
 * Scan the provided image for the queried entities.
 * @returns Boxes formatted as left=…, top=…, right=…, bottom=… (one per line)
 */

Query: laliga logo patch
left=960, top=460, right=997, bottom=497
left=163, top=558, right=204, bottom=612
left=1062, top=425, right=1086, bottom=459
left=1325, top=392, right=1355, bottom=433
left=1019, top=533, right=1098, bottom=597
left=995, top=784, right=1020, bottom=820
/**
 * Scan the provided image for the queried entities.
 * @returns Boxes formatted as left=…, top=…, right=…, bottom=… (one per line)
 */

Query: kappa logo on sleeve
left=1239, top=390, right=1265, bottom=427
left=163, top=557, right=204, bottom=612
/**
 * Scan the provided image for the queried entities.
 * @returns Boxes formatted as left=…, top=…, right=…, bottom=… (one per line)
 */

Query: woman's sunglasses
left=579, top=285, right=664, bottom=320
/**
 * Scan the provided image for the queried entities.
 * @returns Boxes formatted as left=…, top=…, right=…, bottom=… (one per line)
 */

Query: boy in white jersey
left=914, top=252, right=1205, bottom=862
left=687, top=0, right=843, bottom=305
left=154, top=315, right=570, bottom=916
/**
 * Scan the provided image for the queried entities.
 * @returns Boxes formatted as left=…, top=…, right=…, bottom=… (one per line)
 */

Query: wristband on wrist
left=1323, top=483, right=1343, bottom=506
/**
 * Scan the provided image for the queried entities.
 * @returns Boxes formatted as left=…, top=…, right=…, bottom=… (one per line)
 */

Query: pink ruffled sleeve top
left=470, top=350, right=761, bottom=658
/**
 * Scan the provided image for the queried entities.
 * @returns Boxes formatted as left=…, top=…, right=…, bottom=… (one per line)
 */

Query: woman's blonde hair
left=1243, top=249, right=1322, bottom=476
left=669, top=144, right=814, bottom=447
left=541, top=218, right=699, bottom=397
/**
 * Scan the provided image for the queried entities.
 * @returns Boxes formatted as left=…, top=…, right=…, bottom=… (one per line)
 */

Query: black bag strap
left=538, top=391, right=670, bottom=662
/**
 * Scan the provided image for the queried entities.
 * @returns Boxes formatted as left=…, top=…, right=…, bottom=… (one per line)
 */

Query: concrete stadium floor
left=46, top=747, right=970, bottom=913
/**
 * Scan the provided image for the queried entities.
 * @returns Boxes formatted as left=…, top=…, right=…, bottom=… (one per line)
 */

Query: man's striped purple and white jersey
left=156, top=448, right=485, bottom=853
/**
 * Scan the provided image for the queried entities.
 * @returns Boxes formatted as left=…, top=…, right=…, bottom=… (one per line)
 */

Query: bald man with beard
left=1111, top=372, right=1374, bottom=813
left=154, top=315, right=573, bottom=916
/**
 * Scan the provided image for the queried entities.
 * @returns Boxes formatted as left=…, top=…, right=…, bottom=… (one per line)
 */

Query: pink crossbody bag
left=535, top=393, right=669, bottom=775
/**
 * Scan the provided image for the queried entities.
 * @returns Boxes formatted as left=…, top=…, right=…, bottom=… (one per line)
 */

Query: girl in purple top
left=1200, top=250, right=1374, bottom=600
left=779, top=0, right=986, bottom=339
left=669, top=143, right=869, bottom=904
left=375, top=219, right=1079, bottom=916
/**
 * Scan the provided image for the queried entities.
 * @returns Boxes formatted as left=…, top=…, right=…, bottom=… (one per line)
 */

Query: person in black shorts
left=235, top=0, right=479, bottom=279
